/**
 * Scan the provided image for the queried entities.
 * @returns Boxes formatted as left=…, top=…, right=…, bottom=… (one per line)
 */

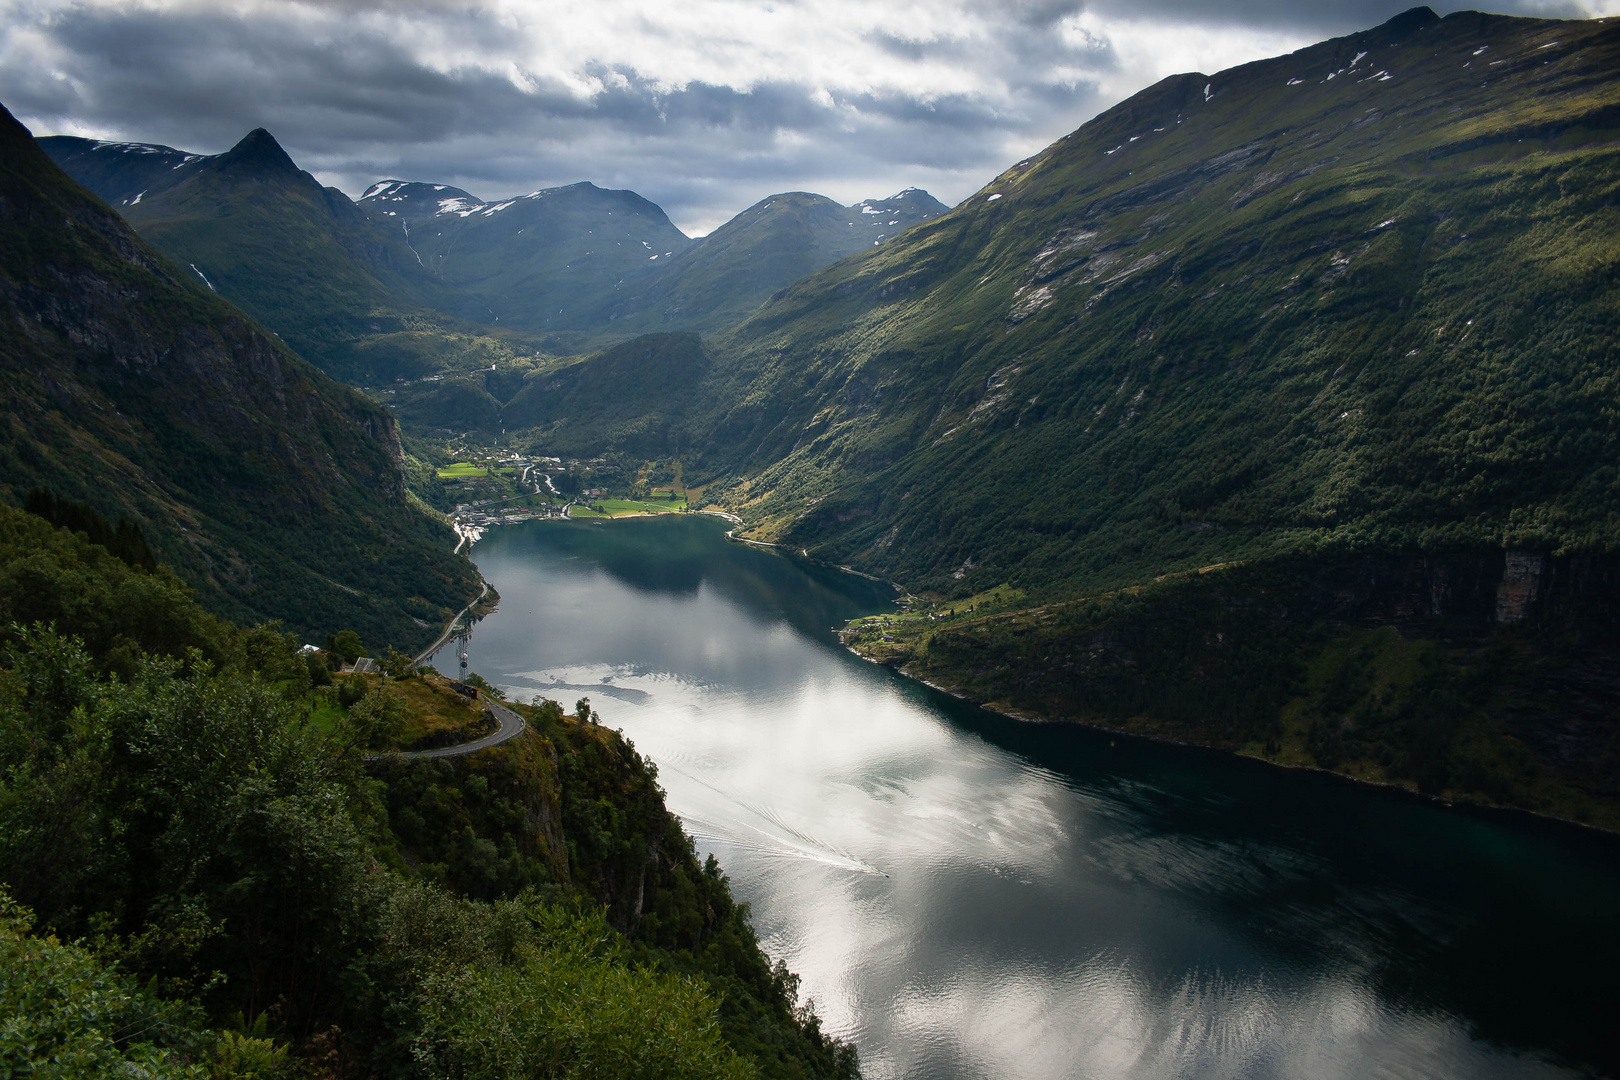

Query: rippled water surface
left=432, top=516, right=1620, bottom=1080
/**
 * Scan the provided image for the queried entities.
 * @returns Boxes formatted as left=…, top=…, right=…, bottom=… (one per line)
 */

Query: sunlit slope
left=0, top=105, right=478, bottom=647
left=695, top=7, right=1620, bottom=597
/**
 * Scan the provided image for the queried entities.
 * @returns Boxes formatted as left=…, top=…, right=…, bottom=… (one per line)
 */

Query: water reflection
left=434, top=516, right=1620, bottom=1080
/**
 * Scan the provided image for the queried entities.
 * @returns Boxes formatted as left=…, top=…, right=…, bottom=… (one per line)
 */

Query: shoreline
left=842, top=639, right=1620, bottom=839
left=415, top=579, right=491, bottom=665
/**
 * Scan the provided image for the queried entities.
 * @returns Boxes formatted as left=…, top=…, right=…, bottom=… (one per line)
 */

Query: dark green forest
left=0, top=503, right=857, bottom=1080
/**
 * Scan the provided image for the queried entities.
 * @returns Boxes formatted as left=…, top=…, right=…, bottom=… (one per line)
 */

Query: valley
left=37, top=4, right=1613, bottom=833
left=3, top=3, right=1620, bottom=1077
left=239, top=6, right=1618, bottom=835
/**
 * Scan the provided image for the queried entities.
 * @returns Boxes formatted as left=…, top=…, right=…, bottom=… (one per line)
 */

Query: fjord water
left=432, top=517, right=1620, bottom=1080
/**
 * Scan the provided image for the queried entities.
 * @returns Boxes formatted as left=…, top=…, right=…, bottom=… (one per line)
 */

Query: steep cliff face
left=0, top=102, right=478, bottom=647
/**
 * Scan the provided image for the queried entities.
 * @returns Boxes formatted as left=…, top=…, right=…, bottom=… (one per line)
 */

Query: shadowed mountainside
left=40, top=131, right=542, bottom=384
left=2, top=105, right=479, bottom=648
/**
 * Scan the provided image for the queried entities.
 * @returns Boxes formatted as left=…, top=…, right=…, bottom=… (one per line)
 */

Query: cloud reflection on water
left=441, top=518, right=1594, bottom=1080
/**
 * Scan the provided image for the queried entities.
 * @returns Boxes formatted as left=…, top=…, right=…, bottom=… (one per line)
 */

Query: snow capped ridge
left=362, top=180, right=408, bottom=200
left=437, top=196, right=483, bottom=216
left=93, top=140, right=174, bottom=156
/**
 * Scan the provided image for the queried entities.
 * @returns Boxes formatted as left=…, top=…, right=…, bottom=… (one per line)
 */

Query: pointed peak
left=219, top=128, right=300, bottom=175
left=1383, top=6, right=1439, bottom=35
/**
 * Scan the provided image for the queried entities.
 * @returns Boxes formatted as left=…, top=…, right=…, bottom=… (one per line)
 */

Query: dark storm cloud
left=1083, top=0, right=1595, bottom=30
left=0, top=0, right=1607, bottom=231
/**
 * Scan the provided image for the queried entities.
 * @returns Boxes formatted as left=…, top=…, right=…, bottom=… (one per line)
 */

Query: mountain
left=358, top=179, right=946, bottom=344
left=32, top=137, right=202, bottom=205
left=39, top=131, right=522, bottom=383
left=709, top=6, right=1620, bottom=591
left=523, top=9, right=1620, bottom=820
left=358, top=178, right=694, bottom=343
left=1, top=103, right=479, bottom=648
left=43, top=134, right=949, bottom=385
left=500, top=333, right=710, bottom=457
left=600, top=188, right=948, bottom=334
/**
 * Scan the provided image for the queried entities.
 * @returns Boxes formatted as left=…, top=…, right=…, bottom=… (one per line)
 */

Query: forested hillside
left=494, top=8, right=1620, bottom=823
left=0, top=105, right=478, bottom=649
left=0, top=502, right=858, bottom=1079
left=694, top=8, right=1619, bottom=585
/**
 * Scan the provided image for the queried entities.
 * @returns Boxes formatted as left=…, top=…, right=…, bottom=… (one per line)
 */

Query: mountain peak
left=219, top=128, right=299, bottom=175
left=1383, top=6, right=1440, bottom=36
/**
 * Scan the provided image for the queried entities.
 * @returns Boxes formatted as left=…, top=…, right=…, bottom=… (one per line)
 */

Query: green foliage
left=207, top=1029, right=299, bottom=1080
left=328, top=630, right=364, bottom=664
left=381, top=647, right=417, bottom=680
left=0, top=505, right=234, bottom=678
left=348, top=687, right=410, bottom=750
left=0, top=626, right=383, bottom=1027
left=397, top=888, right=756, bottom=1080
left=377, top=883, right=751, bottom=1080
left=0, top=887, right=204, bottom=1080
left=0, top=506, right=859, bottom=1078
left=24, top=489, right=156, bottom=572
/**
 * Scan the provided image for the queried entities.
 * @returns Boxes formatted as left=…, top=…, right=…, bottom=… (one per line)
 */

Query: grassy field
left=435, top=462, right=513, bottom=479
left=389, top=673, right=496, bottom=749
left=569, top=497, right=687, bottom=519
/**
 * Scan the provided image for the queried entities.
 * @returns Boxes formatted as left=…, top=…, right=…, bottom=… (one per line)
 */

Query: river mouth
left=432, top=515, right=1620, bottom=1080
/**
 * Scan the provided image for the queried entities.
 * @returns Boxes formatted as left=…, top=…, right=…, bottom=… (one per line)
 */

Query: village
left=437, top=450, right=689, bottom=547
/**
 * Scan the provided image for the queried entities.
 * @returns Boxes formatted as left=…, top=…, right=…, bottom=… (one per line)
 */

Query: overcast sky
left=3, top=0, right=1613, bottom=233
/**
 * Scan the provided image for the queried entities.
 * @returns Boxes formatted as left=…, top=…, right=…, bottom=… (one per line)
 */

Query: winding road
left=370, top=521, right=527, bottom=762
left=367, top=697, right=527, bottom=761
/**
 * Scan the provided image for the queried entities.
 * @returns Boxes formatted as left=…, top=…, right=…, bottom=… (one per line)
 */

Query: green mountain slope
left=359, top=178, right=695, bottom=344
left=34, top=136, right=200, bottom=205
left=0, top=103, right=479, bottom=648
left=601, top=189, right=948, bottom=335
left=502, top=332, right=711, bottom=457
left=359, top=180, right=946, bottom=348
left=699, top=7, right=1620, bottom=593
left=41, top=132, right=530, bottom=384
left=511, top=8, right=1620, bottom=820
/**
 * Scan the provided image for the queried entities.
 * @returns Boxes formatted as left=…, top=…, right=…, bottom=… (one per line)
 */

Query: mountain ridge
left=38, top=128, right=519, bottom=384
left=1, top=103, right=479, bottom=647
